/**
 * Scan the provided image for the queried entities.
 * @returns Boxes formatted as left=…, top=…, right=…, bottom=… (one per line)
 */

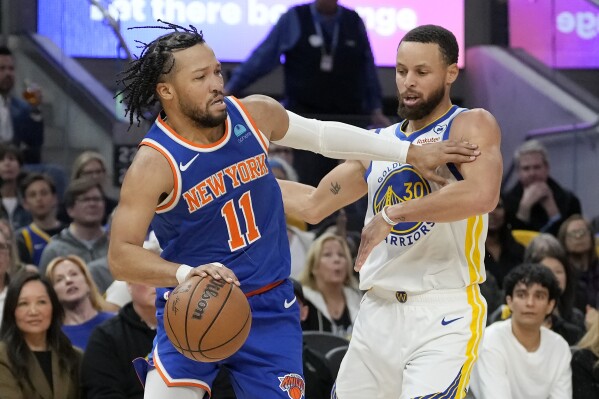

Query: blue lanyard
left=309, top=3, right=341, bottom=56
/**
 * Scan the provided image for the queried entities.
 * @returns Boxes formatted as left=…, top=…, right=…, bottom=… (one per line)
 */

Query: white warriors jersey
left=360, top=105, right=487, bottom=292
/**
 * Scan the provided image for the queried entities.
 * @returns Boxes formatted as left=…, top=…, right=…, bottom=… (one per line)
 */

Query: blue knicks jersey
left=141, top=97, right=290, bottom=293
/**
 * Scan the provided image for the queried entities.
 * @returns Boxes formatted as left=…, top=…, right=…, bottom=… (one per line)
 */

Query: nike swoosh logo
left=441, top=316, right=464, bottom=326
left=179, top=154, right=200, bottom=172
left=284, top=296, right=297, bottom=309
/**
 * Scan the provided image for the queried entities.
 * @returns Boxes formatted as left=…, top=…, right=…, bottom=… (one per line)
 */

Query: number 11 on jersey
left=221, top=191, right=262, bottom=251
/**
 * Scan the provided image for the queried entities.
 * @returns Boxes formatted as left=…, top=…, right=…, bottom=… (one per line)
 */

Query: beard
left=397, top=84, right=445, bottom=121
left=179, top=97, right=227, bottom=128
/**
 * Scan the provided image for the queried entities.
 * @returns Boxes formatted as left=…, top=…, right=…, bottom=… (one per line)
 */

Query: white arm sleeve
left=274, top=111, right=409, bottom=163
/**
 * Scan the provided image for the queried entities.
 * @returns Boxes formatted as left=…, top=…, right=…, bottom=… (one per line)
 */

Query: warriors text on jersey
left=141, top=96, right=291, bottom=294
left=360, top=105, right=488, bottom=292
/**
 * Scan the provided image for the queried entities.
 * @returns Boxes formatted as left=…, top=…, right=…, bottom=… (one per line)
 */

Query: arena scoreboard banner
left=37, top=0, right=465, bottom=67
left=510, top=0, right=599, bottom=69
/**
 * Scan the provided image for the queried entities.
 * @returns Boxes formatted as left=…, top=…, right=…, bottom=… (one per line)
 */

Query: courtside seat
left=512, top=229, right=540, bottom=247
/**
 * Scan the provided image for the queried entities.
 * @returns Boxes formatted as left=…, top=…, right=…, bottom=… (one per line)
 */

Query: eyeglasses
left=76, top=196, right=104, bottom=204
left=79, top=168, right=105, bottom=177
left=566, top=228, right=590, bottom=239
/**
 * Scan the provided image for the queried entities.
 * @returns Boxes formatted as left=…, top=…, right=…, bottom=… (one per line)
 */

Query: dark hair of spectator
left=0, top=272, right=79, bottom=387
left=504, top=263, right=561, bottom=303
left=63, top=178, right=104, bottom=209
left=116, top=20, right=205, bottom=128
left=0, top=46, right=12, bottom=56
left=526, top=250, right=577, bottom=322
left=19, top=173, right=57, bottom=199
left=400, top=24, right=459, bottom=66
left=0, top=143, right=24, bottom=166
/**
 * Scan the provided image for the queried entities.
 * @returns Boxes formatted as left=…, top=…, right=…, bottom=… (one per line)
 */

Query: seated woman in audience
left=535, top=253, right=585, bottom=344
left=572, top=315, right=599, bottom=399
left=45, top=255, right=114, bottom=350
left=0, top=272, right=81, bottom=398
left=0, top=228, right=22, bottom=329
left=298, top=233, right=362, bottom=338
left=559, top=215, right=599, bottom=310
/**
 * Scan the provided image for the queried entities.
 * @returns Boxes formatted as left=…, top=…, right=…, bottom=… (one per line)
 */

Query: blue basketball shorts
left=134, top=279, right=305, bottom=399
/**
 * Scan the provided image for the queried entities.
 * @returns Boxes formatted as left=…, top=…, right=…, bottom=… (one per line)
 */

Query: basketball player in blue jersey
left=281, top=25, right=503, bottom=398
left=108, top=21, right=481, bottom=399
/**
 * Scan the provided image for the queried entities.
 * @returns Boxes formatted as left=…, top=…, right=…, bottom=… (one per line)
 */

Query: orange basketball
left=164, top=275, right=252, bottom=362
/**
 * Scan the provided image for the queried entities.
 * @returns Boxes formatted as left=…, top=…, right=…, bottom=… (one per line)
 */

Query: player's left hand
left=355, top=212, right=393, bottom=272
left=407, top=140, right=480, bottom=186
left=189, top=262, right=241, bottom=286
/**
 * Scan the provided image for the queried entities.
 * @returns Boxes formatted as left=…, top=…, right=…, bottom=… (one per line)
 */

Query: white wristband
left=381, top=206, right=397, bottom=226
left=176, top=264, right=193, bottom=284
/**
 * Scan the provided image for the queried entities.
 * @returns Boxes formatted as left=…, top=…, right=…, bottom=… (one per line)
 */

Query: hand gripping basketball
left=164, top=275, right=252, bottom=362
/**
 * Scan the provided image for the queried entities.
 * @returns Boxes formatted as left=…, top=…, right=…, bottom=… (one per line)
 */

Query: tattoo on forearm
left=330, top=182, right=341, bottom=195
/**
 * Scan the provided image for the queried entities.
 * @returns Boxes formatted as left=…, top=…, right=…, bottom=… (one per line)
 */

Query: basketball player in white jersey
left=281, top=25, right=503, bottom=398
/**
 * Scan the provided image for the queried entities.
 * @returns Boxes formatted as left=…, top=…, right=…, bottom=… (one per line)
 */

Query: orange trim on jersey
left=229, top=96, right=269, bottom=151
left=157, top=113, right=230, bottom=149
left=154, top=357, right=212, bottom=395
left=140, top=141, right=179, bottom=212
left=245, top=279, right=284, bottom=297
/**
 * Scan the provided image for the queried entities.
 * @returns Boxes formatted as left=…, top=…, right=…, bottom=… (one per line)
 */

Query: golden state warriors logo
left=374, top=164, right=435, bottom=247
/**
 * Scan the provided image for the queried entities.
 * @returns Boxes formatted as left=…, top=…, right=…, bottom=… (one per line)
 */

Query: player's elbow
left=302, top=207, right=329, bottom=225
left=107, top=245, right=126, bottom=281
left=475, top=189, right=500, bottom=215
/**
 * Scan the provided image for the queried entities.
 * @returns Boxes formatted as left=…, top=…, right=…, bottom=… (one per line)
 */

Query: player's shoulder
left=238, top=94, right=282, bottom=113
left=454, top=108, right=497, bottom=125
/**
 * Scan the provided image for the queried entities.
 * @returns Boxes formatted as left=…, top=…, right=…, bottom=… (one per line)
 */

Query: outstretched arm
left=279, top=160, right=369, bottom=225
left=355, top=109, right=502, bottom=269
left=242, top=95, right=480, bottom=185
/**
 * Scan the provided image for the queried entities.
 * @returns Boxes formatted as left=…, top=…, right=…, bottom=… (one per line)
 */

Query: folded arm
left=356, top=109, right=502, bottom=268
left=279, top=160, right=369, bottom=225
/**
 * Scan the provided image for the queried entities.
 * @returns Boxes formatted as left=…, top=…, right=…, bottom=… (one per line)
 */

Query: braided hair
left=116, top=20, right=205, bottom=128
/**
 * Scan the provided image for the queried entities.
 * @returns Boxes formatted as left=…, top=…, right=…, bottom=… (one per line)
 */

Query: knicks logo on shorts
left=373, top=165, right=435, bottom=247
left=278, top=373, right=305, bottom=399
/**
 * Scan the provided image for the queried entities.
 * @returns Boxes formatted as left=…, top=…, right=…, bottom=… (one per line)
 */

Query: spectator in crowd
left=503, top=139, right=582, bottom=236
left=470, top=263, right=572, bottom=399
left=0, top=272, right=81, bottom=398
left=38, top=178, right=108, bottom=275
left=485, top=197, right=525, bottom=288
left=16, top=173, right=63, bottom=267
left=0, top=217, right=36, bottom=274
left=559, top=214, right=599, bottom=310
left=59, top=151, right=117, bottom=225
left=81, top=281, right=156, bottom=399
left=572, top=315, right=599, bottom=399
left=525, top=234, right=585, bottom=342
left=226, top=0, right=389, bottom=187
left=298, top=232, right=362, bottom=338
left=0, top=229, right=18, bottom=330
left=0, top=143, right=32, bottom=230
left=0, top=46, right=44, bottom=164
left=488, top=233, right=586, bottom=343
left=45, top=255, right=114, bottom=350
